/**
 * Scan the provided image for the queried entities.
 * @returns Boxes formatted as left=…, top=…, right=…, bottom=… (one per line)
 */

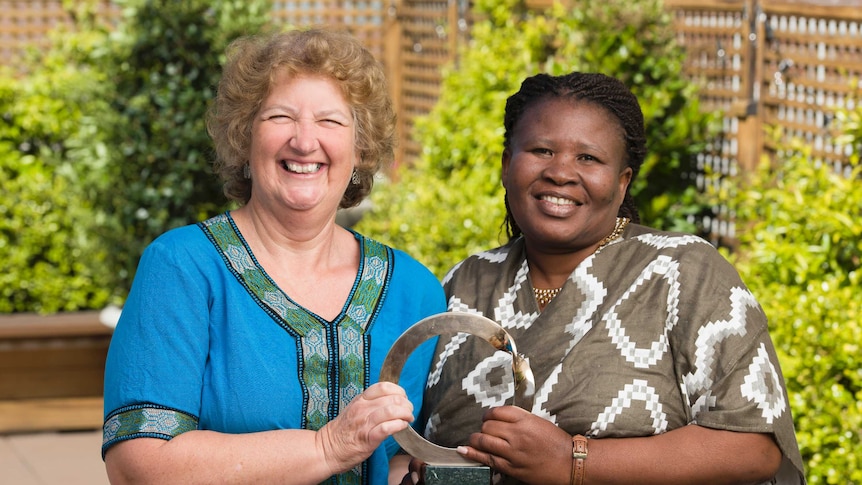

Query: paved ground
left=0, top=429, right=108, bottom=485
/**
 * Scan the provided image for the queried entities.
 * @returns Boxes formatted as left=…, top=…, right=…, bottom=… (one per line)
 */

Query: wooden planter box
left=0, top=311, right=112, bottom=433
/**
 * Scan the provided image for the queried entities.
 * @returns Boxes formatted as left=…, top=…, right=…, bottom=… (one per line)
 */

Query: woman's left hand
left=457, top=405, right=573, bottom=485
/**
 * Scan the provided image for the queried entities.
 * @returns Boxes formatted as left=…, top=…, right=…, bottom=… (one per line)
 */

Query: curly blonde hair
left=207, top=28, right=396, bottom=207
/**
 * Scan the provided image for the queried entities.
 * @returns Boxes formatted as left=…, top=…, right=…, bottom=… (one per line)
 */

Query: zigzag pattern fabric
left=422, top=224, right=805, bottom=485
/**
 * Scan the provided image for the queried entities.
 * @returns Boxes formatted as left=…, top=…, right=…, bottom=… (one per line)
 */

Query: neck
left=526, top=217, right=630, bottom=289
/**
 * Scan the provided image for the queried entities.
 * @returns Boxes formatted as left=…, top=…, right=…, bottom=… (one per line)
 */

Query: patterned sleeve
left=671, top=244, right=805, bottom=482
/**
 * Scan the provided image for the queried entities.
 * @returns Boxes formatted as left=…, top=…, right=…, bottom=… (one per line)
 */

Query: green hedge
left=94, top=0, right=267, bottom=293
left=0, top=23, right=119, bottom=312
left=724, top=135, right=862, bottom=482
left=0, top=0, right=266, bottom=311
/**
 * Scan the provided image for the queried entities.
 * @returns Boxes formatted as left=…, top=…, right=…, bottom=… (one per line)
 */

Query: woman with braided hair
left=404, top=72, right=805, bottom=484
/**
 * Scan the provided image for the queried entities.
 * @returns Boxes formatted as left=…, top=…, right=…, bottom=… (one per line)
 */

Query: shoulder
left=151, top=222, right=210, bottom=246
left=356, top=233, right=446, bottom=313
left=142, top=222, right=212, bottom=258
left=619, top=224, right=752, bottom=296
left=136, top=217, right=226, bottom=273
left=625, top=224, right=715, bottom=251
left=443, top=239, right=520, bottom=286
left=622, top=224, right=730, bottom=266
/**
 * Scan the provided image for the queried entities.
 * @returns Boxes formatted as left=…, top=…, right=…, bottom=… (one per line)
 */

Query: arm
left=458, top=406, right=781, bottom=485
left=584, top=424, right=781, bottom=485
left=389, top=454, right=412, bottom=485
left=106, top=381, right=414, bottom=485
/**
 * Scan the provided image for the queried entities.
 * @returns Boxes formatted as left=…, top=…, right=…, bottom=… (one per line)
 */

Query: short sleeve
left=102, top=230, right=211, bottom=456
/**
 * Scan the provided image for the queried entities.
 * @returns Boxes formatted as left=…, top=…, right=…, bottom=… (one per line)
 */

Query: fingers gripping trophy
left=380, top=312, right=535, bottom=485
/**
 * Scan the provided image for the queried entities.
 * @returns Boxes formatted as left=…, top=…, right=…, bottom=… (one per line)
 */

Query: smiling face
left=248, top=71, right=358, bottom=217
left=502, top=96, right=633, bottom=253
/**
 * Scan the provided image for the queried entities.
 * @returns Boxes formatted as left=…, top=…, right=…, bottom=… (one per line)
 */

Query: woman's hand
left=458, top=405, right=572, bottom=485
left=317, top=381, right=416, bottom=476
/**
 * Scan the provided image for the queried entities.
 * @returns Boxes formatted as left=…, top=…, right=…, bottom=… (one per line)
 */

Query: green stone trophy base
left=423, top=465, right=492, bottom=485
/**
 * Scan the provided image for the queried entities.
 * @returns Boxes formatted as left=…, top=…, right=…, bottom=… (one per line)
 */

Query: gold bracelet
left=571, top=434, right=588, bottom=485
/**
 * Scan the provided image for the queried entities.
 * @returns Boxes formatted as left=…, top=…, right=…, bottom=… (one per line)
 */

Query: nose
left=543, top=154, right=580, bottom=185
left=288, top=119, right=319, bottom=154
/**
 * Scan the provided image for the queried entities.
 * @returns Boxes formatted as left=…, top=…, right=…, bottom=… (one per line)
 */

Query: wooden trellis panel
left=666, top=0, right=861, bottom=172
left=0, top=0, right=119, bottom=63
left=665, top=0, right=861, bottom=241
left=664, top=0, right=751, bottom=240
left=4, top=0, right=860, bottom=176
left=759, top=0, right=862, bottom=173
left=269, top=0, right=389, bottom=61
left=390, top=0, right=472, bottom=166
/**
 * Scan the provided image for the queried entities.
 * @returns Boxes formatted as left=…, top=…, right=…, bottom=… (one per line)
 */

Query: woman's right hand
left=317, top=381, right=416, bottom=476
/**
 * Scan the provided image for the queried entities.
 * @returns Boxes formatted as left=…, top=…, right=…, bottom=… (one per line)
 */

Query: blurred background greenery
left=0, top=0, right=859, bottom=481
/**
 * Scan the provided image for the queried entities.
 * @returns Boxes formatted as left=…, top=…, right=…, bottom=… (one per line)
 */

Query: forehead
left=515, top=97, right=624, bottom=139
left=264, top=71, right=350, bottom=107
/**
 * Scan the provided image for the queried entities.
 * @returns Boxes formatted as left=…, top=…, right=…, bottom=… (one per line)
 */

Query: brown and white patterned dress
left=421, top=223, right=805, bottom=484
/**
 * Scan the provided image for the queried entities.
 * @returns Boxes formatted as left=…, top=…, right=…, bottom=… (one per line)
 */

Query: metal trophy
left=380, top=312, right=535, bottom=485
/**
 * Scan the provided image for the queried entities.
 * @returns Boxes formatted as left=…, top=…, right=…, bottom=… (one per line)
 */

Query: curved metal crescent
left=379, top=311, right=535, bottom=466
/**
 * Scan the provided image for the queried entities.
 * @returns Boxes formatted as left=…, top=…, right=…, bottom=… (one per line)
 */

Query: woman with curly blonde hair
left=103, top=28, right=445, bottom=485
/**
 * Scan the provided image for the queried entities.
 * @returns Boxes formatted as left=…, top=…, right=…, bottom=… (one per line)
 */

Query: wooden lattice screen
left=665, top=0, right=862, bottom=169
left=270, top=1, right=389, bottom=60
left=760, top=0, right=862, bottom=173
left=389, top=0, right=472, bottom=165
left=3, top=0, right=860, bottom=175
left=0, top=0, right=120, bottom=62
left=664, top=0, right=861, bottom=240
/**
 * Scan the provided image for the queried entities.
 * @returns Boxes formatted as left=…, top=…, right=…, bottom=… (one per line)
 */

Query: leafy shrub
left=0, top=0, right=268, bottom=312
left=0, top=19, right=120, bottom=313
left=95, top=0, right=268, bottom=293
left=356, top=0, right=717, bottom=277
left=724, top=136, right=862, bottom=482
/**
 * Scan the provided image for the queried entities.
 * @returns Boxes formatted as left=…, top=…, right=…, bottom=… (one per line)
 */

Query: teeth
left=283, top=162, right=321, bottom=174
left=541, top=195, right=575, bottom=206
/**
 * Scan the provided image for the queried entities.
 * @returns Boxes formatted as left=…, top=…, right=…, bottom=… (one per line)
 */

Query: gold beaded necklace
left=532, top=217, right=631, bottom=309
left=595, top=217, right=630, bottom=253
left=533, top=287, right=562, bottom=307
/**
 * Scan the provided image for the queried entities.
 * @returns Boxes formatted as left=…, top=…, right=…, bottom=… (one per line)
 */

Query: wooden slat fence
left=0, top=0, right=120, bottom=62
left=392, top=0, right=473, bottom=163
left=2, top=0, right=860, bottom=172
left=665, top=0, right=860, bottom=239
left=760, top=0, right=862, bottom=172
left=667, top=0, right=861, bottom=171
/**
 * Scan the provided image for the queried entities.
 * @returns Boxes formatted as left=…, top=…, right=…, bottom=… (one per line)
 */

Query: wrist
left=571, top=434, right=588, bottom=485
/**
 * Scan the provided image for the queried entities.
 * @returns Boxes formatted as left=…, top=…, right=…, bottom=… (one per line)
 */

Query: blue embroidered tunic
left=102, top=212, right=446, bottom=484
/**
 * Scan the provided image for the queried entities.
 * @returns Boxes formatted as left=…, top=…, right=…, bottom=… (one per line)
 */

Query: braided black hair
left=502, top=72, right=645, bottom=239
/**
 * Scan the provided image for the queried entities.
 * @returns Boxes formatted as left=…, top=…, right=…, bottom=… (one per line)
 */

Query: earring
left=243, top=164, right=251, bottom=179
left=351, top=169, right=360, bottom=185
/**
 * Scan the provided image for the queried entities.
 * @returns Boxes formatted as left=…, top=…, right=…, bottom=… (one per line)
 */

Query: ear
left=501, top=148, right=512, bottom=189
left=618, top=166, right=633, bottom=200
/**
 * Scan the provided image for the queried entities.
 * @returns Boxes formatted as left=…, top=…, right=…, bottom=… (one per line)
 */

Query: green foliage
left=0, top=0, right=267, bottom=312
left=357, top=0, right=717, bottom=277
left=723, top=137, right=862, bottom=481
left=0, top=21, right=119, bottom=312
left=97, top=0, right=268, bottom=293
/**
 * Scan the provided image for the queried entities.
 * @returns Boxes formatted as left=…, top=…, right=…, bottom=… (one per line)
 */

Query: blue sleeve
left=102, top=229, right=211, bottom=453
